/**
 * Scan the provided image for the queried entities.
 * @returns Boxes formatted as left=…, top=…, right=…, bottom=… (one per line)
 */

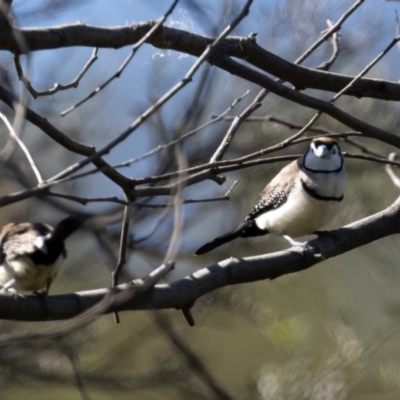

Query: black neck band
left=301, top=180, right=343, bottom=202
left=303, top=165, right=343, bottom=173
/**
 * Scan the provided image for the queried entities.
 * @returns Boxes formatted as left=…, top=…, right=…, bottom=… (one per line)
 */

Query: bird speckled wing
left=246, top=161, right=299, bottom=221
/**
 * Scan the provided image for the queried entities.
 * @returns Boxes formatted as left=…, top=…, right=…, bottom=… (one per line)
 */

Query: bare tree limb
left=0, top=195, right=399, bottom=322
left=214, top=56, right=400, bottom=148
left=0, top=262, right=175, bottom=341
left=4, top=19, right=400, bottom=101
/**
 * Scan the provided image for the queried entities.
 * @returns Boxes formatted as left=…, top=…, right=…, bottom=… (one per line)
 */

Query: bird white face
left=304, top=140, right=343, bottom=172
left=34, top=233, right=51, bottom=254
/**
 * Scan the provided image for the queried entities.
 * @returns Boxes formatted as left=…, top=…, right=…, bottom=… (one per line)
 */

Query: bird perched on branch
left=195, top=137, right=347, bottom=255
left=0, top=216, right=86, bottom=294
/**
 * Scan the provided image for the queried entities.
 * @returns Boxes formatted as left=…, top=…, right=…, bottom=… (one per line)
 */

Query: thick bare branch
left=3, top=21, right=400, bottom=101
left=0, top=195, right=399, bottom=322
left=215, top=56, right=400, bottom=149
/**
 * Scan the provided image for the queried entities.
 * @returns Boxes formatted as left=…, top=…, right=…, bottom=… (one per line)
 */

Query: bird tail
left=194, top=220, right=267, bottom=255
left=51, top=215, right=88, bottom=242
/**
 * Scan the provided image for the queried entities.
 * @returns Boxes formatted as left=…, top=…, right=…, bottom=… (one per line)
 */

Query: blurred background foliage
left=1, top=0, right=400, bottom=399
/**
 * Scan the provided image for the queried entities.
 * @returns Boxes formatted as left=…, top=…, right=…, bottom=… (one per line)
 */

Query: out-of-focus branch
left=385, top=152, right=400, bottom=188
left=0, top=112, right=42, bottom=183
left=209, top=89, right=266, bottom=163
left=1, top=195, right=400, bottom=322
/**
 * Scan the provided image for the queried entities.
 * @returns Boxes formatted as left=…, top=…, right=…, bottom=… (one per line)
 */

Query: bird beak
left=314, top=144, right=329, bottom=158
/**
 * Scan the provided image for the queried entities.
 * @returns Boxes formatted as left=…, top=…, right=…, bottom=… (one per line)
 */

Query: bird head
left=303, top=137, right=343, bottom=172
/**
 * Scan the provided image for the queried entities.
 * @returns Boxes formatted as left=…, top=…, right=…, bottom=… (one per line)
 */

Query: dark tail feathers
left=51, top=215, right=89, bottom=242
left=194, top=220, right=267, bottom=255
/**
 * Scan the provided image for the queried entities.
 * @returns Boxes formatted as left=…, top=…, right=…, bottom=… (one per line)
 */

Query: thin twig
left=219, top=115, right=362, bottom=138
left=344, top=152, right=400, bottom=167
left=345, top=137, right=384, bottom=158
left=331, top=35, right=400, bottom=102
left=209, top=89, right=266, bottom=163
left=283, top=33, right=400, bottom=146
left=136, top=196, right=231, bottom=208
left=60, top=0, right=179, bottom=116
left=0, top=112, right=42, bottom=183
left=131, top=207, right=171, bottom=245
left=224, top=180, right=239, bottom=196
left=282, top=111, right=322, bottom=144
left=116, top=90, right=250, bottom=168
left=48, top=191, right=128, bottom=205
left=14, top=48, right=99, bottom=99
left=314, top=19, right=340, bottom=71
left=34, top=90, right=250, bottom=183
left=294, top=0, right=364, bottom=64
left=395, top=11, right=400, bottom=54
left=112, top=203, right=131, bottom=323
left=48, top=190, right=230, bottom=207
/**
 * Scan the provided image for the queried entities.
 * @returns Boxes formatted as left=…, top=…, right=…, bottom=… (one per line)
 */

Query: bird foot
left=282, top=235, right=309, bottom=248
left=33, top=290, right=48, bottom=298
left=1, top=287, right=20, bottom=299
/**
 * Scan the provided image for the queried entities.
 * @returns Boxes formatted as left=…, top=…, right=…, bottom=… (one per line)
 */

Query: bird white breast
left=0, top=256, right=62, bottom=292
left=254, top=174, right=345, bottom=238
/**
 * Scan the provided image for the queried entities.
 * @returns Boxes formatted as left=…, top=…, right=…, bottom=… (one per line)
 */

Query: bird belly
left=255, top=186, right=338, bottom=238
left=0, top=257, right=60, bottom=292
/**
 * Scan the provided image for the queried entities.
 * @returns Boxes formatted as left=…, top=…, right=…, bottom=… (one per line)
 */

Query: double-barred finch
left=195, top=137, right=347, bottom=255
left=0, top=216, right=86, bottom=294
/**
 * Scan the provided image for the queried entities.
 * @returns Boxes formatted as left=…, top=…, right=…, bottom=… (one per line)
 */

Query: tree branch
left=3, top=22, right=400, bottom=101
left=0, top=195, right=399, bottom=322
